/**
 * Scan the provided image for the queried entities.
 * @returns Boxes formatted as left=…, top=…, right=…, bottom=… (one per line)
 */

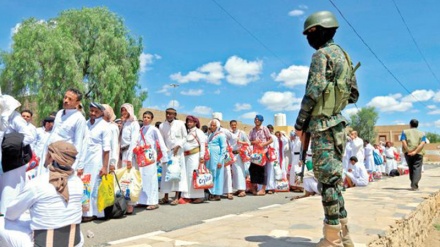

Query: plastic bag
left=267, top=146, right=277, bottom=162
left=81, top=174, right=92, bottom=212
left=133, top=144, right=156, bottom=167
left=193, top=165, right=214, bottom=189
left=273, top=161, right=283, bottom=181
left=250, top=145, right=266, bottom=166
left=97, top=174, right=115, bottom=212
left=239, top=144, right=251, bottom=162
left=165, top=156, right=181, bottom=182
left=275, top=178, right=289, bottom=192
left=224, top=145, right=236, bottom=166
left=114, top=167, right=142, bottom=202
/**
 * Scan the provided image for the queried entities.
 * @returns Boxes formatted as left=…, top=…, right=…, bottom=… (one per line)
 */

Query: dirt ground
left=424, top=213, right=440, bottom=246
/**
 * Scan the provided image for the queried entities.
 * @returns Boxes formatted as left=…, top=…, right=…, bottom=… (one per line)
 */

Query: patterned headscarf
left=47, top=141, right=77, bottom=202
left=186, top=115, right=200, bottom=129
left=121, top=103, right=136, bottom=121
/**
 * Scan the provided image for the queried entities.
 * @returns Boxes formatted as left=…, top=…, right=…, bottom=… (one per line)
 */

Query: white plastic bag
left=273, top=161, right=283, bottom=181
left=165, top=156, right=181, bottom=182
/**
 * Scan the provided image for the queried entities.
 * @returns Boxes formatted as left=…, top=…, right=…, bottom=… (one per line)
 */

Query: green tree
left=0, top=7, right=146, bottom=121
left=426, top=132, right=440, bottom=143
left=349, top=106, right=379, bottom=143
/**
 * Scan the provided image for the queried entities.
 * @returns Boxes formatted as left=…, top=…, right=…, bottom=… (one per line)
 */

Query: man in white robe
left=364, top=140, right=375, bottom=172
left=288, top=132, right=301, bottom=189
left=1, top=141, right=84, bottom=247
left=159, top=108, right=187, bottom=205
left=265, top=125, right=278, bottom=193
left=81, top=103, right=110, bottom=221
left=119, top=103, right=139, bottom=169
left=229, top=120, right=250, bottom=197
left=345, top=156, right=369, bottom=187
left=349, top=131, right=364, bottom=169
left=219, top=124, right=235, bottom=199
left=0, top=94, right=36, bottom=214
left=102, top=104, right=119, bottom=171
left=38, top=88, right=86, bottom=176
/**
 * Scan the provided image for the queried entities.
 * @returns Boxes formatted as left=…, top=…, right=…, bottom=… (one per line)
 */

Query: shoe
left=208, top=195, right=221, bottom=201
left=81, top=216, right=96, bottom=223
left=146, top=205, right=159, bottom=210
left=170, top=199, right=179, bottom=206
left=191, top=198, right=204, bottom=204
left=316, top=223, right=343, bottom=247
left=158, top=198, right=170, bottom=205
left=237, top=191, right=246, bottom=197
left=340, top=218, right=355, bottom=247
left=227, top=194, right=234, bottom=200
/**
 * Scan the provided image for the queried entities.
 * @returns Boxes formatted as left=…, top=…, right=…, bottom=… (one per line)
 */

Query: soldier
left=294, top=11, right=359, bottom=247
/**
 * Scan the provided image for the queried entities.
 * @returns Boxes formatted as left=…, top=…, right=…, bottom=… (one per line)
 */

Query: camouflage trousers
left=311, top=122, right=347, bottom=225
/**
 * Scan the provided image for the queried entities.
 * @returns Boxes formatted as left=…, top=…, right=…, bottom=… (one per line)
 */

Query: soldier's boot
left=340, top=218, right=355, bottom=247
left=316, top=223, right=343, bottom=247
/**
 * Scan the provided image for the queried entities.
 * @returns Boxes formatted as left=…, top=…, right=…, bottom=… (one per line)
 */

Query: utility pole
left=170, top=83, right=179, bottom=108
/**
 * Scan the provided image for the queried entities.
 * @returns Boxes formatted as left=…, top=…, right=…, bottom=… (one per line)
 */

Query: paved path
left=105, top=166, right=440, bottom=247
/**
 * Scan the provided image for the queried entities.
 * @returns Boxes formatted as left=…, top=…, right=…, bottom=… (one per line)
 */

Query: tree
left=426, top=132, right=440, bottom=143
left=349, top=106, right=379, bottom=143
left=0, top=7, right=147, bottom=121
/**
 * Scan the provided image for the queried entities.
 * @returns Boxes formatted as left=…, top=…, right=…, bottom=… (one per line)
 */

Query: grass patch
left=434, top=224, right=440, bottom=231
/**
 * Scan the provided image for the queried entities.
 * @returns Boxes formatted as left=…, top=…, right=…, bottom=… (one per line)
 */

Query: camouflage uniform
left=301, top=39, right=352, bottom=225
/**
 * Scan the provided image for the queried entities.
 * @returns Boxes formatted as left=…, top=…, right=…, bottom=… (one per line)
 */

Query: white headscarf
left=121, top=103, right=136, bottom=121
left=103, top=104, right=116, bottom=122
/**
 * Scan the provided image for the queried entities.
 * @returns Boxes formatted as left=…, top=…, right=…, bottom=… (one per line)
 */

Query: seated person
left=344, top=156, right=369, bottom=188
left=291, top=160, right=320, bottom=200
left=0, top=141, right=84, bottom=247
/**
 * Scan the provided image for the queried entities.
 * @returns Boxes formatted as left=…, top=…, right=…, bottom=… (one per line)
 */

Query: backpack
left=312, top=45, right=360, bottom=117
left=373, top=151, right=383, bottom=165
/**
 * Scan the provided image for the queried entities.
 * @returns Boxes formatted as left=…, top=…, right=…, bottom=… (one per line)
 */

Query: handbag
left=250, top=145, right=266, bottom=166
left=224, top=144, right=236, bottom=166
left=104, top=171, right=127, bottom=219
left=133, top=128, right=157, bottom=167
left=193, top=164, right=214, bottom=189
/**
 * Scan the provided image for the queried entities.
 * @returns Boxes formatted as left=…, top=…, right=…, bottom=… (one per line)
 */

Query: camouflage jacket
left=305, top=39, right=350, bottom=132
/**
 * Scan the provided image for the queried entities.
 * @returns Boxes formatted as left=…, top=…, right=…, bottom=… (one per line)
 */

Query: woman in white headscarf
left=102, top=104, right=119, bottom=171
left=206, top=119, right=226, bottom=201
left=119, top=103, right=140, bottom=169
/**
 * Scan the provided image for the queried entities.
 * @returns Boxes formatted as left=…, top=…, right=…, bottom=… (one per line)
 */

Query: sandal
left=170, top=199, right=179, bottom=206
left=208, top=195, right=221, bottom=201
left=192, top=198, right=204, bottom=204
left=267, top=190, right=274, bottom=194
left=237, top=191, right=246, bottom=197
left=146, top=205, right=159, bottom=210
left=256, top=190, right=266, bottom=196
left=158, top=198, right=170, bottom=205
left=227, top=194, right=234, bottom=200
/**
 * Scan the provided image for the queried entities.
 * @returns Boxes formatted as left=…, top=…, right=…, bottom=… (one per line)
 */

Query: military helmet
left=303, top=11, right=339, bottom=34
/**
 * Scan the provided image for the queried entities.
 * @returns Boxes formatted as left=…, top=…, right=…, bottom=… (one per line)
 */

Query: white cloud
left=170, top=61, right=224, bottom=85
left=10, top=23, right=21, bottom=37
left=234, top=103, right=252, bottom=112
left=433, top=91, right=440, bottom=102
left=167, top=100, right=180, bottom=109
left=428, top=109, right=440, bottom=115
left=288, top=10, right=305, bottom=17
left=367, top=94, right=412, bottom=112
left=342, top=107, right=359, bottom=117
left=401, top=89, right=435, bottom=103
left=394, top=120, right=406, bottom=125
left=272, top=65, right=309, bottom=88
left=139, top=53, right=161, bottom=73
left=224, top=56, right=263, bottom=86
left=192, top=106, right=213, bottom=116
left=435, top=120, right=440, bottom=128
left=259, top=91, right=301, bottom=111
left=239, top=111, right=259, bottom=119
left=180, top=89, right=203, bottom=96
left=427, top=105, right=437, bottom=110
left=156, top=85, right=172, bottom=96
left=214, top=89, right=221, bottom=95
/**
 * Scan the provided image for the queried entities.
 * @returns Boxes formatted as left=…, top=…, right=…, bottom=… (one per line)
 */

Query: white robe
left=137, top=125, right=169, bottom=205
left=2, top=173, right=83, bottom=247
left=82, top=118, right=111, bottom=217
left=159, top=120, right=188, bottom=193
left=346, top=163, right=369, bottom=187
left=288, top=137, right=301, bottom=186
left=265, top=134, right=278, bottom=190
left=108, top=123, right=120, bottom=167
left=364, top=143, right=375, bottom=172
left=0, top=111, right=36, bottom=214
left=384, top=147, right=398, bottom=174
left=343, top=142, right=352, bottom=172
left=221, top=128, right=234, bottom=194
left=38, top=109, right=86, bottom=174
left=230, top=129, right=250, bottom=191
left=182, top=127, right=206, bottom=199
left=350, top=137, right=364, bottom=168
left=120, top=120, right=140, bottom=167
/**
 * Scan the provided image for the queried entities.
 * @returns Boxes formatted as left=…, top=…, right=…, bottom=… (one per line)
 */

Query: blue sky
left=1, top=0, right=440, bottom=133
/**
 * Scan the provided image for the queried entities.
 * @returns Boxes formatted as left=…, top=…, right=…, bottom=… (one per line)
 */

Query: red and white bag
left=193, top=165, right=214, bottom=189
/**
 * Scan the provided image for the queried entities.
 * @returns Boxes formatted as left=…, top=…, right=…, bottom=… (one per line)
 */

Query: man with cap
left=159, top=108, right=188, bottom=205
left=294, top=10, right=359, bottom=246
left=38, top=88, right=86, bottom=176
left=0, top=141, right=84, bottom=247
left=0, top=93, right=36, bottom=215
left=33, top=117, right=55, bottom=161
left=248, top=115, right=272, bottom=196
left=81, top=102, right=110, bottom=221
